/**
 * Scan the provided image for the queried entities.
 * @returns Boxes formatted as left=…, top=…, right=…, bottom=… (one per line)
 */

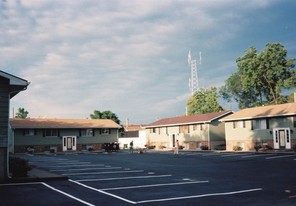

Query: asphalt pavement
left=1, top=150, right=296, bottom=206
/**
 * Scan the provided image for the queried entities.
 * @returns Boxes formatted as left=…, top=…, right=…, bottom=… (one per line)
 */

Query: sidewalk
left=7, top=167, right=68, bottom=183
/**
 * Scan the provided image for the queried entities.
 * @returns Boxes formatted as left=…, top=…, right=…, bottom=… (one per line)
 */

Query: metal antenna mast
left=188, top=51, right=201, bottom=95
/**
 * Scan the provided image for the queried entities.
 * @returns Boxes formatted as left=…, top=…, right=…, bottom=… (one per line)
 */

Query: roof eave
left=220, top=113, right=296, bottom=122
left=145, top=121, right=210, bottom=129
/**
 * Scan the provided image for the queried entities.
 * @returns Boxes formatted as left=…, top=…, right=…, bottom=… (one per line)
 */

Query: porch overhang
left=0, top=70, right=29, bottom=98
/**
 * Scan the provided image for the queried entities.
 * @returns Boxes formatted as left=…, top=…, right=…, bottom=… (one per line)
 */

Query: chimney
left=125, top=118, right=129, bottom=128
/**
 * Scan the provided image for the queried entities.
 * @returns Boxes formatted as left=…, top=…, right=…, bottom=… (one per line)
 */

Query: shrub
left=233, top=145, right=243, bottom=151
left=200, top=145, right=208, bottom=150
left=254, top=145, right=262, bottom=152
left=9, top=157, right=32, bottom=177
left=259, top=145, right=273, bottom=151
left=147, top=145, right=156, bottom=149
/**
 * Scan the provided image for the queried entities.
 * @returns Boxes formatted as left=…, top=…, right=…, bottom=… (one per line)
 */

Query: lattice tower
left=188, top=51, right=201, bottom=95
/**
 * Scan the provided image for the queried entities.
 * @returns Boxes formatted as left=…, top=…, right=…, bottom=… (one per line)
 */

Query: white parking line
left=221, top=153, right=252, bottom=157
left=102, top=180, right=209, bottom=191
left=69, top=179, right=137, bottom=204
left=50, top=167, right=122, bottom=172
left=76, top=174, right=172, bottom=182
left=202, top=153, right=220, bottom=156
left=42, top=182, right=95, bottom=206
left=0, top=182, right=43, bottom=186
left=241, top=154, right=275, bottom=158
left=137, top=188, right=263, bottom=204
left=45, top=164, right=104, bottom=168
left=56, top=162, right=91, bottom=165
left=63, top=170, right=144, bottom=176
left=266, top=154, right=296, bottom=159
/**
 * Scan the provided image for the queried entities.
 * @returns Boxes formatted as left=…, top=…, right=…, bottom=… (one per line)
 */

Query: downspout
left=208, top=124, right=210, bottom=150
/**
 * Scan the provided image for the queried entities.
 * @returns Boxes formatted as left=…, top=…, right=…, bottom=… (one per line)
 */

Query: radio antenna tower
left=188, top=51, right=201, bottom=95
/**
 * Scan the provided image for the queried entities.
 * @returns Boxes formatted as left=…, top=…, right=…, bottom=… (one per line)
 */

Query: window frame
left=24, top=129, right=35, bottom=136
left=44, top=129, right=59, bottom=137
left=81, top=128, right=94, bottom=137
left=252, top=119, right=268, bottom=130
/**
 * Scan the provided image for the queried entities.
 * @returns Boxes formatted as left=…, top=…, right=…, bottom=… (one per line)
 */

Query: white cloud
left=3, top=0, right=295, bottom=123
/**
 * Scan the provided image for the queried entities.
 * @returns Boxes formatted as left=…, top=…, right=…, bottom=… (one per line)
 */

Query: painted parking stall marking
left=101, top=180, right=209, bottom=191
left=62, top=170, right=145, bottom=176
left=221, top=153, right=252, bottom=158
left=266, top=154, right=296, bottom=160
left=136, top=188, right=263, bottom=204
left=50, top=167, right=122, bottom=172
left=75, top=174, right=173, bottom=182
left=0, top=181, right=95, bottom=206
left=42, top=182, right=95, bottom=206
left=241, top=153, right=275, bottom=158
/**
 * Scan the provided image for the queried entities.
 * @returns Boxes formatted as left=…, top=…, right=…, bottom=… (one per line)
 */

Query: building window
left=293, top=116, right=296, bottom=128
left=81, top=129, right=93, bottom=136
left=233, top=121, right=245, bottom=129
left=45, top=129, right=58, bottom=137
left=199, top=124, right=203, bottom=131
left=193, top=125, right=197, bottom=131
left=24, top=129, right=35, bottom=136
left=101, top=129, right=110, bottom=135
left=252, top=119, right=268, bottom=130
left=151, top=128, right=156, bottom=133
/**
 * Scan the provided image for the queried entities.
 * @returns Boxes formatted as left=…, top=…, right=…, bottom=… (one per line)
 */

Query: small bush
left=200, top=145, right=208, bottom=150
left=259, top=145, right=273, bottom=151
left=146, top=145, right=156, bottom=149
left=233, top=145, right=243, bottom=151
left=179, top=145, right=184, bottom=150
left=9, top=157, right=32, bottom=177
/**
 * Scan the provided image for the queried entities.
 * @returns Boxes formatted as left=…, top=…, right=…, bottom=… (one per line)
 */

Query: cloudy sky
left=1, top=0, right=296, bottom=124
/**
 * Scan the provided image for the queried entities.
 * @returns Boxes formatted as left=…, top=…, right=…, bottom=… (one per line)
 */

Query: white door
left=273, top=128, right=291, bottom=149
left=63, top=136, right=77, bottom=151
left=169, top=134, right=178, bottom=148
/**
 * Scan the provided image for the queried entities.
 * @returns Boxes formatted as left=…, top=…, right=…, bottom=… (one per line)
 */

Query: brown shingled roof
left=145, top=111, right=232, bottom=128
left=220, top=103, right=296, bottom=122
left=10, top=118, right=122, bottom=129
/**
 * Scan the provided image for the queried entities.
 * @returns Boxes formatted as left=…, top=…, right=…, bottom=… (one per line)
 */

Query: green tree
left=15, top=107, right=29, bottom=119
left=90, top=110, right=121, bottom=124
left=187, top=87, right=224, bottom=115
left=220, top=43, right=296, bottom=108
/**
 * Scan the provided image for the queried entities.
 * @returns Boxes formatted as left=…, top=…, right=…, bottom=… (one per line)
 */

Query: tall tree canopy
left=15, top=107, right=29, bottom=118
left=220, top=43, right=296, bottom=109
left=90, top=110, right=121, bottom=124
left=187, top=87, right=224, bottom=115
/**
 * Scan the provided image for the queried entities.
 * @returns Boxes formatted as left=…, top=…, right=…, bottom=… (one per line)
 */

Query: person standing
left=174, top=140, right=179, bottom=154
left=129, top=141, right=134, bottom=153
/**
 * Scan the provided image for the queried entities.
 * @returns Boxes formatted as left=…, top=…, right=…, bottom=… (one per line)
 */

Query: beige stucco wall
left=225, top=116, right=296, bottom=151
left=146, top=122, right=226, bottom=150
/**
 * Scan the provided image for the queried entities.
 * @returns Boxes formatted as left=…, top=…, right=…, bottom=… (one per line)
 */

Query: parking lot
left=1, top=151, right=296, bottom=206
